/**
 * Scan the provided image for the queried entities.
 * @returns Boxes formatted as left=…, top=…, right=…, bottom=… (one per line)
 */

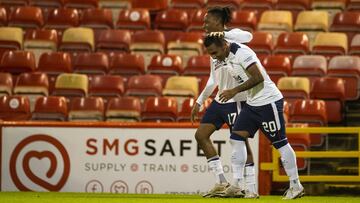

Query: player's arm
left=219, top=47, right=263, bottom=102
left=219, top=64, right=263, bottom=103
left=224, top=28, right=253, bottom=44
left=191, top=61, right=217, bottom=123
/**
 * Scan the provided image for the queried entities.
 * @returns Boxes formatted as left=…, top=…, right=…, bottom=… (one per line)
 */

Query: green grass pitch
left=1, top=192, right=359, bottom=203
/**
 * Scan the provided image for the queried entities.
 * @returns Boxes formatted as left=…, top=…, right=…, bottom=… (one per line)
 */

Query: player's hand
left=207, top=31, right=224, bottom=38
left=219, top=89, right=237, bottom=103
left=191, top=103, right=201, bottom=124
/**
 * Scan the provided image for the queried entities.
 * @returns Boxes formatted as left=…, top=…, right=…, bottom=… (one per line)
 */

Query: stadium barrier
left=0, top=121, right=259, bottom=194
left=261, top=127, right=360, bottom=182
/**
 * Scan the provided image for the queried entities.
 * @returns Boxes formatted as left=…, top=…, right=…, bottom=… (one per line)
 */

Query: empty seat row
left=0, top=72, right=199, bottom=108
left=0, top=95, right=210, bottom=122
left=1, top=6, right=359, bottom=33
left=2, top=0, right=358, bottom=12
left=0, top=50, right=209, bottom=81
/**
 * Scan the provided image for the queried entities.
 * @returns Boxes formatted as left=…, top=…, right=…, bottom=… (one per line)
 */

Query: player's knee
left=232, top=130, right=250, bottom=139
left=194, top=130, right=209, bottom=143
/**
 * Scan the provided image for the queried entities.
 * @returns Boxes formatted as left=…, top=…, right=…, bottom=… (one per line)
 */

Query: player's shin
left=208, top=155, right=227, bottom=184
left=278, top=143, right=303, bottom=190
left=230, top=138, right=247, bottom=188
left=245, top=163, right=257, bottom=194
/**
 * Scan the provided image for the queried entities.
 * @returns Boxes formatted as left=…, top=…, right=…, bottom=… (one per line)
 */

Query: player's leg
left=259, top=99, right=304, bottom=199
left=195, top=101, right=229, bottom=197
left=221, top=104, right=258, bottom=197
left=244, top=140, right=259, bottom=198
left=235, top=102, right=258, bottom=197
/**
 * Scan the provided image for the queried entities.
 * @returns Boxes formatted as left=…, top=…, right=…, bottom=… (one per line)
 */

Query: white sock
left=278, top=143, right=302, bottom=189
left=230, top=139, right=247, bottom=187
left=207, top=156, right=227, bottom=184
left=245, top=164, right=257, bottom=194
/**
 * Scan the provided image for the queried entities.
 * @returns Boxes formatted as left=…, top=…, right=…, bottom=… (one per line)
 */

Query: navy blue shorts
left=201, top=100, right=245, bottom=141
left=233, top=99, right=288, bottom=149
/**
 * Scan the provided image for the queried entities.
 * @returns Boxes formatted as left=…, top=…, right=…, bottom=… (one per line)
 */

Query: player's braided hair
left=207, top=6, right=232, bottom=25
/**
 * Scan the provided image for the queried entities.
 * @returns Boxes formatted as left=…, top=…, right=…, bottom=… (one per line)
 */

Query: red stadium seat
left=290, top=99, right=327, bottom=146
left=14, top=72, right=49, bottom=109
left=154, top=9, right=189, bottom=31
left=116, top=9, right=150, bottom=30
left=292, top=55, right=327, bottom=77
left=0, top=50, right=36, bottom=74
left=131, top=0, right=168, bottom=13
left=68, top=97, right=105, bottom=121
left=125, top=74, right=163, bottom=98
left=349, top=34, right=360, bottom=56
left=283, top=100, right=290, bottom=123
left=14, top=72, right=49, bottom=96
left=8, top=6, right=44, bottom=29
left=274, top=32, right=310, bottom=60
left=73, top=52, right=109, bottom=75
left=108, top=53, right=145, bottom=80
left=207, top=0, right=243, bottom=9
left=38, top=52, right=72, bottom=93
left=183, top=55, right=210, bottom=76
left=310, top=77, right=345, bottom=124
left=64, top=0, right=99, bottom=9
left=44, top=8, right=79, bottom=31
left=187, top=9, right=206, bottom=32
left=38, top=52, right=72, bottom=74
left=171, top=0, right=206, bottom=9
left=80, top=8, right=113, bottom=29
left=142, top=96, right=178, bottom=122
left=30, top=0, right=65, bottom=9
left=0, top=95, right=31, bottom=121
left=24, top=29, right=58, bottom=63
left=88, top=75, right=124, bottom=98
left=247, top=31, right=273, bottom=61
left=130, top=30, right=165, bottom=67
left=241, top=0, right=273, bottom=18
left=347, top=0, right=360, bottom=11
left=327, top=56, right=360, bottom=100
left=0, top=8, right=7, bottom=26
left=275, top=0, right=310, bottom=20
left=0, top=0, right=29, bottom=8
left=147, top=54, right=183, bottom=83
left=96, top=29, right=131, bottom=53
left=330, top=11, right=360, bottom=41
left=167, top=32, right=204, bottom=66
left=177, top=97, right=212, bottom=122
left=32, top=96, right=67, bottom=121
left=105, top=96, right=141, bottom=122
left=0, top=72, right=13, bottom=96
left=262, top=55, right=292, bottom=84
left=228, top=10, right=258, bottom=32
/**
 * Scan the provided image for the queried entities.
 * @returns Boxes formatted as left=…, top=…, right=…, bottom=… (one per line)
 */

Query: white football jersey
left=196, top=29, right=252, bottom=106
left=220, top=42, right=283, bottom=106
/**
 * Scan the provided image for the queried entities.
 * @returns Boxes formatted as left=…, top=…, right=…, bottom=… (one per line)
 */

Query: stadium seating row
left=0, top=94, right=330, bottom=126
left=0, top=94, right=211, bottom=122
left=1, top=0, right=359, bottom=12
left=0, top=6, right=358, bottom=32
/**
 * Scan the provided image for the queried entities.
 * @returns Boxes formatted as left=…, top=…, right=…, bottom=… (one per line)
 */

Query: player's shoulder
left=230, top=42, right=254, bottom=56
